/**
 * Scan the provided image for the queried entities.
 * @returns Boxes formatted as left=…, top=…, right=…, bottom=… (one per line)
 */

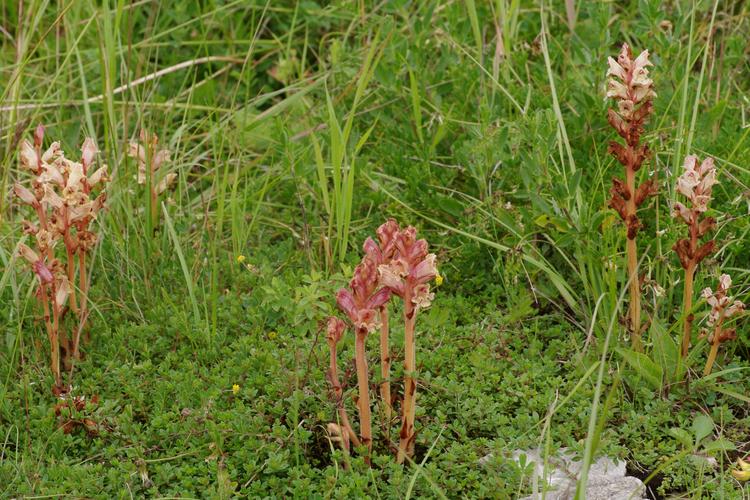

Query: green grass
left=2, top=0, right=750, bottom=497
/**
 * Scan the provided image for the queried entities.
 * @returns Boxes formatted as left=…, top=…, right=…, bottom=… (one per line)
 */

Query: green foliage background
left=1, top=0, right=750, bottom=497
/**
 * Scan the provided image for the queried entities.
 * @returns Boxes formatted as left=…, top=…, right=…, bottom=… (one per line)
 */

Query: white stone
left=479, top=448, right=647, bottom=500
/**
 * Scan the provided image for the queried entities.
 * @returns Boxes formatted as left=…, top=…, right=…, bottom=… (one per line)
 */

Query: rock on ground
left=480, top=448, right=647, bottom=500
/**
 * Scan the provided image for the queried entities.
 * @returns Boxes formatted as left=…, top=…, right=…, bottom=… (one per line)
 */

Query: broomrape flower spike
left=326, top=219, right=438, bottom=464
left=336, top=254, right=392, bottom=457
left=128, top=129, right=177, bottom=231
left=13, top=126, right=108, bottom=393
left=701, top=274, right=744, bottom=376
left=672, top=155, right=719, bottom=359
left=606, top=43, right=657, bottom=351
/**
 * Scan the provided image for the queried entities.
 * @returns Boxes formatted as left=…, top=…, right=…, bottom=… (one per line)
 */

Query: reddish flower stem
left=397, top=295, right=417, bottom=464
left=327, top=339, right=361, bottom=450
left=703, top=313, right=726, bottom=376
left=354, top=328, right=372, bottom=456
left=625, top=167, right=641, bottom=350
left=379, top=306, right=392, bottom=424
left=72, top=250, right=88, bottom=359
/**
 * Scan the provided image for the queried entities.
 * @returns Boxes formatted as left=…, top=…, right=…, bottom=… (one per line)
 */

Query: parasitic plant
left=326, top=219, right=438, bottom=464
left=128, top=129, right=176, bottom=233
left=14, top=126, right=108, bottom=391
left=363, top=219, right=400, bottom=424
left=325, top=316, right=361, bottom=452
left=606, top=43, right=658, bottom=350
left=377, top=225, right=437, bottom=464
left=701, top=275, right=744, bottom=376
left=672, top=155, right=718, bottom=358
left=335, top=255, right=392, bottom=455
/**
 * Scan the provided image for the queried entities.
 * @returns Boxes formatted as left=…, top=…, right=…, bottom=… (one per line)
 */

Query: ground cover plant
left=2, top=1, right=750, bottom=498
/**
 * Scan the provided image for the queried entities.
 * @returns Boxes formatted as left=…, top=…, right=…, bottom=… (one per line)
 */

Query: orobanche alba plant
left=701, top=274, right=744, bottom=376
left=14, top=126, right=108, bottom=393
left=672, top=155, right=719, bottom=358
left=606, top=43, right=657, bottom=351
left=326, top=219, right=438, bottom=464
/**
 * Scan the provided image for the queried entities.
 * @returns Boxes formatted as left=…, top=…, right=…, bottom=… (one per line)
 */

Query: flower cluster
left=327, top=219, right=439, bottom=462
left=606, top=43, right=656, bottom=145
left=128, top=129, right=176, bottom=232
left=702, top=274, right=745, bottom=376
left=335, top=259, right=391, bottom=333
left=606, top=43, right=658, bottom=239
left=672, top=155, right=718, bottom=270
left=13, top=126, right=108, bottom=391
left=702, top=275, right=744, bottom=337
left=128, top=129, right=176, bottom=195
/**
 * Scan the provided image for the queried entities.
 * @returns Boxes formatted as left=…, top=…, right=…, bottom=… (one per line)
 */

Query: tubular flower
left=702, top=274, right=744, bottom=332
left=672, top=155, right=718, bottom=271
left=336, top=258, right=391, bottom=333
left=377, top=227, right=437, bottom=305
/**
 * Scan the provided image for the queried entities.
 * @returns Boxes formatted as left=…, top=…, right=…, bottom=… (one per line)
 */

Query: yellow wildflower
left=237, top=255, right=246, bottom=264
left=232, top=384, right=240, bottom=395
left=435, top=273, right=444, bottom=286
left=268, top=331, right=277, bottom=340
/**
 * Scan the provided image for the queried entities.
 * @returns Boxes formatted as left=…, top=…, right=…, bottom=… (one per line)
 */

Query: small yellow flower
left=237, top=255, right=246, bottom=264
left=232, top=384, right=240, bottom=395
left=268, top=331, right=277, bottom=340
left=435, top=273, right=444, bottom=286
